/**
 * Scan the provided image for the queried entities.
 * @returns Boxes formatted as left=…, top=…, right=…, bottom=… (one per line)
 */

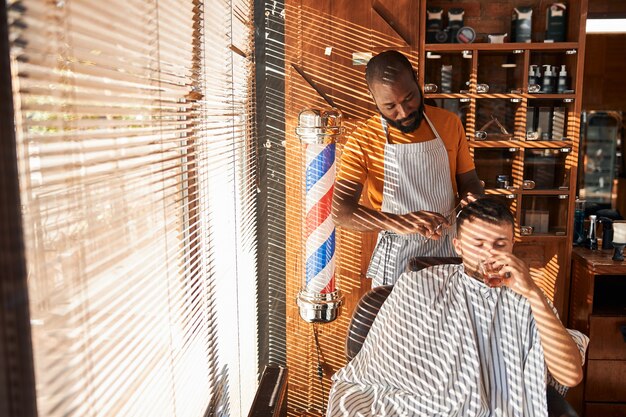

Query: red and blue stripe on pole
left=304, top=142, right=336, bottom=294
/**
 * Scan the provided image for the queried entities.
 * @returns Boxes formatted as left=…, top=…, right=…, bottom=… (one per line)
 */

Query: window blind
left=6, top=0, right=258, bottom=415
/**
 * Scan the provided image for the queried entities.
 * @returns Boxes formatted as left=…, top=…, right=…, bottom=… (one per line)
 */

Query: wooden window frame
left=0, top=2, right=37, bottom=416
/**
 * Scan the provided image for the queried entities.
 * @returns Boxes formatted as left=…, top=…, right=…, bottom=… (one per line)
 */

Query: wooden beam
left=372, top=0, right=412, bottom=47
left=291, top=63, right=336, bottom=108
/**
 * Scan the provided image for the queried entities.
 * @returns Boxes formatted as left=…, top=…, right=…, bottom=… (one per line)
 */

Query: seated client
left=326, top=197, right=588, bottom=417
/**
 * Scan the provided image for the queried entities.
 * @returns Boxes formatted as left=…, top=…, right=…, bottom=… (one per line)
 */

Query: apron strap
left=380, top=116, right=389, bottom=143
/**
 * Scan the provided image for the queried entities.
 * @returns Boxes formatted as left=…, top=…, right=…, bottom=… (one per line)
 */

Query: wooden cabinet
left=585, top=404, right=626, bottom=417
left=569, top=247, right=626, bottom=415
left=419, top=0, right=588, bottom=318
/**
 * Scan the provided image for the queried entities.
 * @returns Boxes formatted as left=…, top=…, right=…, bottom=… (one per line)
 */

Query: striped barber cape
left=327, top=264, right=585, bottom=417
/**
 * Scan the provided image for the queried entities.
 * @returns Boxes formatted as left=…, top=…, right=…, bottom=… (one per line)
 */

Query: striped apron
left=367, top=114, right=457, bottom=286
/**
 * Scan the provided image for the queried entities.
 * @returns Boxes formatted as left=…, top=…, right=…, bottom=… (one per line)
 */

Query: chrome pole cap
left=296, top=108, right=343, bottom=144
left=296, top=289, right=343, bottom=323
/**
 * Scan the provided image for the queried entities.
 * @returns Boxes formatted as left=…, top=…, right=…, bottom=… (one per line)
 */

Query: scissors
left=427, top=200, right=464, bottom=240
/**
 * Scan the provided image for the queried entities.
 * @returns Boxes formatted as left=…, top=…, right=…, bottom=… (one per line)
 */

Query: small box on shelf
left=511, top=6, right=533, bottom=43
left=545, top=3, right=568, bottom=43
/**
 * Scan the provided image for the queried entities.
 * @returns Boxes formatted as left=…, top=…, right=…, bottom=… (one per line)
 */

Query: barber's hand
left=386, top=211, right=449, bottom=238
left=460, top=192, right=479, bottom=207
left=487, top=251, right=539, bottom=299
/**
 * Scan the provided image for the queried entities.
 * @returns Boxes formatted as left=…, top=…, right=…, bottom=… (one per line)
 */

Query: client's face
left=453, top=218, right=514, bottom=278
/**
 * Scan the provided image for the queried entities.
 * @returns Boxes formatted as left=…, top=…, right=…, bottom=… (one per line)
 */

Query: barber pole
left=296, top=108, right=343, bottom=323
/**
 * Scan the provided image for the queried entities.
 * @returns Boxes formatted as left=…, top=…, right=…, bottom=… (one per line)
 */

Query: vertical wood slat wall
left=284, top=0, right=419, bottom=415
left=283, top=0, right=587, bottom=415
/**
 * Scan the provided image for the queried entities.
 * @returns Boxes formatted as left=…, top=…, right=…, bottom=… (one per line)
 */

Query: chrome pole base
left=296, top=289, right=343, bottom=323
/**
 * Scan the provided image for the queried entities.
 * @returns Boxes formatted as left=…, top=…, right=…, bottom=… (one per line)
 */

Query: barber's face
left=369, top=70, right=423, bottom=134
left=453, top=218, right=514, bottom=277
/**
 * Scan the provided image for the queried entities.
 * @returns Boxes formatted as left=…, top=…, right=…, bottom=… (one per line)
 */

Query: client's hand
left=487, top=251, right=540, bottom=299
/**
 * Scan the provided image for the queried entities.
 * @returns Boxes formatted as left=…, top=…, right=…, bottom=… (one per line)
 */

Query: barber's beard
left=380, top=105, right=424, bottom=134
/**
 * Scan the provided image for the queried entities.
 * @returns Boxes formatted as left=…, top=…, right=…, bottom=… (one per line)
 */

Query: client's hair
left=456, top=197, right=515, bottom=236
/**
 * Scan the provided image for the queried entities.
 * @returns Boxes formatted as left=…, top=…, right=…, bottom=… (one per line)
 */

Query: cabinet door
left=588, top=316, right=626, bottom=360
left=475, top=99, right=519, bottom=141
left=529, top=49, right=578, bottom=95
left=586, top=361, right=626, bottom=402
left=526, top=98, right=574, bottom=141
left=585, top=403, right=626, bottom=417
left=578, top=111, right=622, bottom=208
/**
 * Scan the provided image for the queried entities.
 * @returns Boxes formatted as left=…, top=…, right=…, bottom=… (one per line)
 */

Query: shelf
left=426, top=93, right=519, bottom=99
left=516, top=234, right=569, bottom=242
left=527, top=94, right=576, bottom=100
left=425, top=93, right=473, bottom=99
left=424, top=42, right=579, bottom=52
left=425, top=93, right=576, bottom=100
left=485, top=188, right=517, bottom=195
left=521, top=189, right=570, bottom=195
left=469, top=140, right=573, bottom=149
left=421, top=0, right=587, bottom=334
left=484, top=188, right=572, bottom=196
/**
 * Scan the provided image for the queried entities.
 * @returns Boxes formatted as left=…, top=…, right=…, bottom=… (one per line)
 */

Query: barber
left=332, top=50, right=483, bottom=287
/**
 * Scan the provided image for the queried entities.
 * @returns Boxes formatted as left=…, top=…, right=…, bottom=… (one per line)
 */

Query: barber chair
left=345, top=257, right=580, bottom=417
left=346, top=256, right=461, bottom=361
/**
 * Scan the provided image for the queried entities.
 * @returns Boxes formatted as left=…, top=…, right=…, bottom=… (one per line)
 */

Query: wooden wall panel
left=283, top=5, right=416, bottom=417
left=283, top=1, right=421, bottom=415
left=284, top=2, right=331, bottom=415
left=588, top=0, right=626, bottom=18
left=582, top=34, right=626, bottom=113
left=327, top=0, right=372, bottom=120
left=370, top=0, right=420, bottom=49
left=370, top=0, right=421, bottom=85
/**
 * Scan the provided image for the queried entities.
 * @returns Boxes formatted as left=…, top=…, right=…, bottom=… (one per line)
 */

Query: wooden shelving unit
left=419, top=0, right=589, bottom=319
left=427, top=93, right=575, bottom=98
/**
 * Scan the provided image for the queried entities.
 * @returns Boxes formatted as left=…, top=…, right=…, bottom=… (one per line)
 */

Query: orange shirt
left=337, top=105, right=475, bottom=210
